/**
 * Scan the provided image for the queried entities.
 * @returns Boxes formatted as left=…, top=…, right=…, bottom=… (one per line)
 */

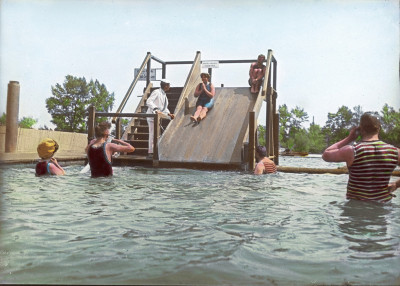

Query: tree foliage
left=19, top=116, right=37, bottom=128
left=275, top=103, right=400, bottom=154
left=0, top=113, right=5, bottom=125
left=0, top=113, right=37, bottom=128
left=46, top=75, right=115, bottom=132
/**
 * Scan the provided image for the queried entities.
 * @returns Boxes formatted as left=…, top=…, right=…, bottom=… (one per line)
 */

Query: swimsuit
left=262, top=160, right=277, bottom=174
left=36, top=161, right=50, bottom=176
left=347, top=140, right=398, bottom=202
left=88, top=142, right=113, bottom=177
left=196, top=83, right=214, bottom=109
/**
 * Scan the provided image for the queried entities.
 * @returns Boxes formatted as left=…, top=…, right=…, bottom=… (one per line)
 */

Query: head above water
left=255, top=145, right=267, bottom=157
left=95, top=121, right=111, bottom=139
left=359, top=112, right=381, bottom=135
left=37, top=138, right=59, bottom=159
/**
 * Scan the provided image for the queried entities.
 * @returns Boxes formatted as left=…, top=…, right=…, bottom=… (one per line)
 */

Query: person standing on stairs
left=190, top=73, right=215, bottom=123
left=146, top=79, right=175, bottom=159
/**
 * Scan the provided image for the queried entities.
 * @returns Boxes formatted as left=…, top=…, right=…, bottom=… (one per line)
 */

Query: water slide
left=158, top=87, right=263, bottom=165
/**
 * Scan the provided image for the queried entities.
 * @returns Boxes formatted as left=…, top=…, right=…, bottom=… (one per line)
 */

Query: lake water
left=1, top=157, right=399, bottom=285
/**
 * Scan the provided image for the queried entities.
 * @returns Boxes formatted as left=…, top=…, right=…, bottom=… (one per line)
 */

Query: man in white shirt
left=146, top=79, right=175, bottom=158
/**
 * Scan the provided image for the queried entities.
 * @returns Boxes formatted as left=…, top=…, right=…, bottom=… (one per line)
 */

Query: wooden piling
left=5, top=81, right=20, bottom=153
left=273, top=113, right=279, bottom=165
left=87, top=105, right=95, bottom=142
left=115, top=118, right=122, bottom=139
left=248, top=111, right=256, bottom=171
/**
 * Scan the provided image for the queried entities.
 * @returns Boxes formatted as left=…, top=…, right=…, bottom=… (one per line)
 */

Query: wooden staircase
left=124, top=87, right=183, bottom=157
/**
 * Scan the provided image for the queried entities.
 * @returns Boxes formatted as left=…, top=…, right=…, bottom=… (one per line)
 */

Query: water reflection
left=338, top=200, right=396, bottom=259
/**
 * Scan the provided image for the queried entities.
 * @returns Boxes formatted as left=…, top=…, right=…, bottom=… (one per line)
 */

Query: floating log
left=277, top=166, right=400, bottom=177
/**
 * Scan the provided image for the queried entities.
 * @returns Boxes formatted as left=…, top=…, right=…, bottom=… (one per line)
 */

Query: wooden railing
left=174, top=51, right=202, bottom=116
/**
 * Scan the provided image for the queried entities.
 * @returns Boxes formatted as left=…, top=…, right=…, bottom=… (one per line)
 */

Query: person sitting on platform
left=322, top=112, right=400, bottom=202
left=254, top=145, right=277, bottom=175
left=249, top=54, right=266, bottom=94
left=86, top=122, right=135, bottom=177
left=146, top=79, right=175, bottom=159
left=190, top=73, right=215, bottom=123
left=36, top=138, right=65, bottom=176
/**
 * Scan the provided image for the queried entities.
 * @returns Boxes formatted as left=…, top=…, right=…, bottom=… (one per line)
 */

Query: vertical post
left=153, top=112, right=160, bottom=166
left=208, top=68, right=212, bottom=82
left=5, top=81, right=20, bottom=153
left=248, top=111, right=256, bottom=171
left=274, top=113, right=279, bottom=166
left=162, top=63, right=166, bottom=79
left=265, top=88, right=271, bottom=155
left=115, top=118, right=122, bottom=139
left=146, top=58, right=151, bottom=87
left=87, top=105, right=95, bottom=143
left=273, top=60, right=277, bottom=91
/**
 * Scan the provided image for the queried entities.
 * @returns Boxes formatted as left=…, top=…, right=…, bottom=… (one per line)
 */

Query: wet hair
left=95, top=121, right=111, bottom=138
left=255, top=145, right=267, bottom=157
left=360, top=112, right=381, bottom=135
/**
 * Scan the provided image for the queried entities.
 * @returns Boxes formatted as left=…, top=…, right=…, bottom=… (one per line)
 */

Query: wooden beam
left=248, top=111, right=256, bottom=171
left=87, top=105, right=95, bottom=142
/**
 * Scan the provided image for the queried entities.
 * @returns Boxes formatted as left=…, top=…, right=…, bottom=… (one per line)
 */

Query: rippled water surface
left=1, top=157, right=399, bottom=285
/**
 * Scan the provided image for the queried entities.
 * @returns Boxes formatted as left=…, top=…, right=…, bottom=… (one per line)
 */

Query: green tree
left=286, top=128, right=309, bottom=152
left=308, top=124, right=325, bottom=153
left=278, top=104, right=292, bottom=148
left=0, top=113, right=5, bottom=125
left=0, top=113, right=37, bottom=128
left=323, top=105, right=353, bottom=145
left=19, top=116, right=37, bottom=128
left=290, top=106, right=309, bottom=131
left=380, top=104, right=400, bottom=146
left=46, top=75, right=115, bottom=132
left=257, top=124, right=266, bottom=146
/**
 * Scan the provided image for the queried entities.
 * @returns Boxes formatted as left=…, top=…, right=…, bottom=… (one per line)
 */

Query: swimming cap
left=37, top=138, right=59, bottom=159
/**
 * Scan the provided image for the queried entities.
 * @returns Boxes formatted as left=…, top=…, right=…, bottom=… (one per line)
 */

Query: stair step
left=131, top=133, right=149, bottom=140
left=129, top=140, right=148, bottom=148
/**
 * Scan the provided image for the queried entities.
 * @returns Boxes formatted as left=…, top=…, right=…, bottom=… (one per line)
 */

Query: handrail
left=112, top=52, right=152, bottom=123
left=96, top=112, right=155, bottom=118
left=261, top=50, right=274, bottom=97
left=174, top=51, right=202, bottom=114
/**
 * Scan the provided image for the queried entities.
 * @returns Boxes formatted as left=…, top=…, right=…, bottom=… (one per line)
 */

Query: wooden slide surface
left=158, top=87, right=259, bottom=164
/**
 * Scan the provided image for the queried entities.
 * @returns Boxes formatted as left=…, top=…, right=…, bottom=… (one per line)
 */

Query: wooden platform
left=158, top=87, right=261, bottom=165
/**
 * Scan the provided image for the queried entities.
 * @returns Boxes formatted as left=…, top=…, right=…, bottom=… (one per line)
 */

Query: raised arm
left=322, top=127, right=358, bottom=166
left=109, top=139, right=135, bottom=154
left=194, top=83, right=203, bottom=97
left=202, top=83, right=215, bottom=98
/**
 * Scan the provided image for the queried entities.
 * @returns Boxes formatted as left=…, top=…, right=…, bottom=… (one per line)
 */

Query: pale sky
left=1, top=0, right=399, bottom=129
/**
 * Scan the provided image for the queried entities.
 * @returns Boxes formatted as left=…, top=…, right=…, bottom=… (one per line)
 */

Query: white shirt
left=146, top=88, right=170, bottom=116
